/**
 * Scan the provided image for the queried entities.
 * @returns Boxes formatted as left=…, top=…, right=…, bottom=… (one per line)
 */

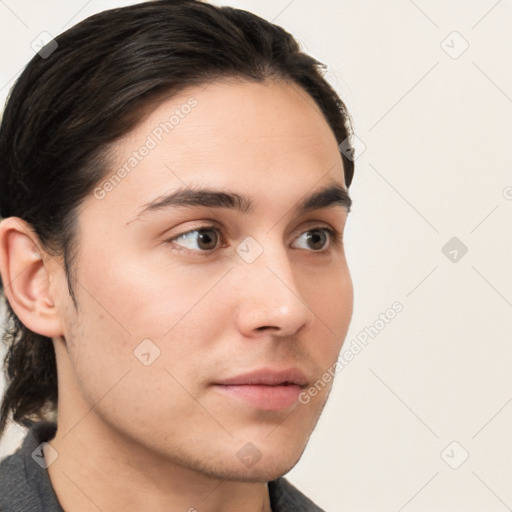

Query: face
left=51, top=78, right=353, bottom=482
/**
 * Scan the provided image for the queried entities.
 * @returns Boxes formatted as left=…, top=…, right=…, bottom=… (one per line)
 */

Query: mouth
left=212, top=367, right=309, bottom=411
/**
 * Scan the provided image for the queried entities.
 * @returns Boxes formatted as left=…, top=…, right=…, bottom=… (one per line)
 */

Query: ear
left=0, top=217, right=64, bottom=338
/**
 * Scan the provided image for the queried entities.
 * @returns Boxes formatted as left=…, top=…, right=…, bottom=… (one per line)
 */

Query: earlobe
left=0, top=217, right=63, bottom=338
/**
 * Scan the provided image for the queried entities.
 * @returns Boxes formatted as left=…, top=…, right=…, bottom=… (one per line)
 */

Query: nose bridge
left=233, top=234, right=314, bottom=334
left=238, top=234, right=296, bottom=295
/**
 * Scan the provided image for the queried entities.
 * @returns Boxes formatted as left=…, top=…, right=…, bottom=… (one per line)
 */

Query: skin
left=0, top=78, right=353, bottom=511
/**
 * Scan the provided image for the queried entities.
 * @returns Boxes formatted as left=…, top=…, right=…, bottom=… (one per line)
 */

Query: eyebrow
left=131, top=182, right=352, bottom=222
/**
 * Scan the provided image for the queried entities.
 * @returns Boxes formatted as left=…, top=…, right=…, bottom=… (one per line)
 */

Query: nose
left=233, top=238, right=316, bottom=338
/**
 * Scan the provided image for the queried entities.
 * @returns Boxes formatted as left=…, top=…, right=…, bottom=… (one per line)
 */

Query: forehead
left=89, top=79, right=346, bottom=219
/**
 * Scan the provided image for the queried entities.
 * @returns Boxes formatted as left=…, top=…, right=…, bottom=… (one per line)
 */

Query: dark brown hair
left=0, top=0, right=355, bottom=439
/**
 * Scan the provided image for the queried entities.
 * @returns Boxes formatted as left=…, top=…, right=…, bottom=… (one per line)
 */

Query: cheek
left=304, top=261, right=353, bottom=354
left=62, top=287, right=217, bottom=435
left=77, top=244, right=231, bottom=341
left=68, top=251, right=233, bottom=391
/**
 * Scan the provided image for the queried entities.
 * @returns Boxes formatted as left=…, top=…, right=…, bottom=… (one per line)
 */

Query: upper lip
left=214, top=367, right=309, bottom=387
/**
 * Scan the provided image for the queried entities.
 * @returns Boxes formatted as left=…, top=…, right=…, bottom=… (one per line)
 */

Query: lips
left=215, top=367, right=309, bottom=387
left=213, top=368, right=309, bottom=411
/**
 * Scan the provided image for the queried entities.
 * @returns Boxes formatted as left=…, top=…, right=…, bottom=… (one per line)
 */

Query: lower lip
left=214, top=384, right=303, bottom=411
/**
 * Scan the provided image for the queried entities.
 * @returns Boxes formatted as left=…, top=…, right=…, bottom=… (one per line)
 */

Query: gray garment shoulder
left=0, top=421, right=63, bottom=512
left=269, top=477, right=326, bottom=512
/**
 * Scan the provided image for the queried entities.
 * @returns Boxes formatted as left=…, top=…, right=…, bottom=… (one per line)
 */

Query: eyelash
left=165, top=223, right=343, bottom=257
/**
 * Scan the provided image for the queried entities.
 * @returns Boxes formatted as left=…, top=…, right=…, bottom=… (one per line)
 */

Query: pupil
left=198, top=230, right=217, bottom=249
left=307, top=230, right=326, bottom=250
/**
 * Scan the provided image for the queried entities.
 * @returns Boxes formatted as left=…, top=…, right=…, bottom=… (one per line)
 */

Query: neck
left=46, top=413, right=272, bottom=512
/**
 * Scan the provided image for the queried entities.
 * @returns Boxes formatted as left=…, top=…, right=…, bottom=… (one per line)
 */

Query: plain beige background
left=1, top=1, right=512, bottom=510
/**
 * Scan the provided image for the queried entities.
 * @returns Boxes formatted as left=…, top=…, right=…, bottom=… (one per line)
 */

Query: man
left=0, top=1, right=355, bottom=510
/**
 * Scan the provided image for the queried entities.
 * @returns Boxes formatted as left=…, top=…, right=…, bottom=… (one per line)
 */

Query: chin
left=223, top=460, right=301, bottom=483
left=189, top=444, right=305, bottom=483
left=231, top=446, right=305, bottom=483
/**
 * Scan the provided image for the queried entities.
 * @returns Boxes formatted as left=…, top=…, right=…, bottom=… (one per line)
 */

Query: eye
left=166, top=224, right=341, bottom=256
left=168, top=225, right=221, bottom=254
left=291, top=227, right=336, bottom=252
